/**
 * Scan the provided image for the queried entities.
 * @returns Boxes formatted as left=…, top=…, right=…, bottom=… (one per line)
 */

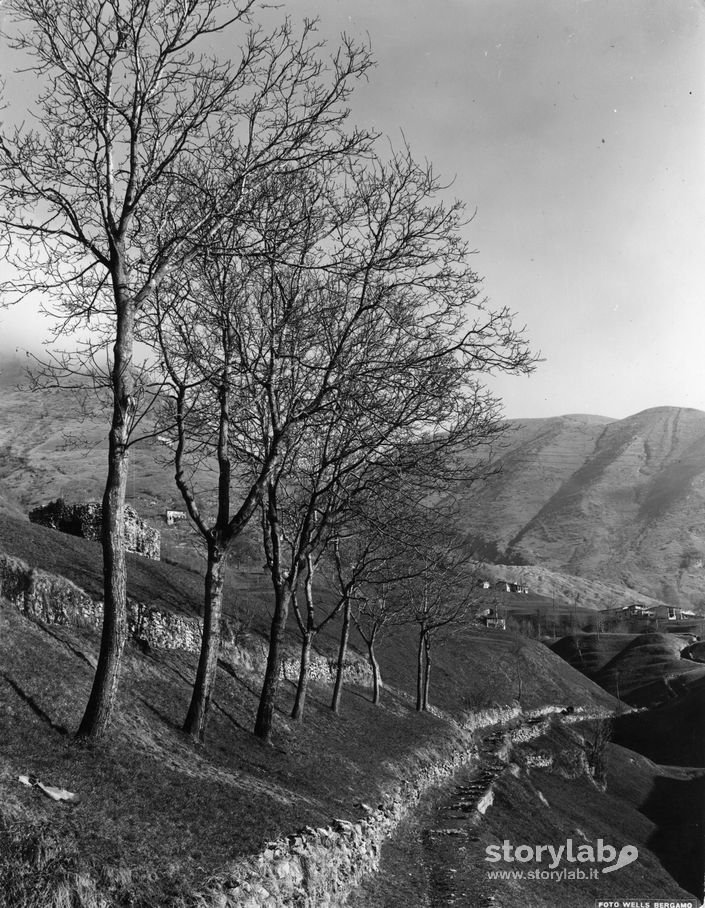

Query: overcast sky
left=2, top=0, right=705, bottom=418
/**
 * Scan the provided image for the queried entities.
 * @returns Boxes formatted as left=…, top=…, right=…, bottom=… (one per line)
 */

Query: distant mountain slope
left=459, top=414, right=614, bottom=557
left=476, top=561, right=669, bottom=613
left=4, top=349, right=705, bottom=611
left=0, top=352, right=191, bottom=521
left=457, top=407, right=705, bottom=609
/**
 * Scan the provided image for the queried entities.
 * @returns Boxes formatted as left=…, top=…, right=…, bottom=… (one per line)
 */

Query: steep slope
left=458, top=407, right=705, bottom=608
left=458, top=413, right=613, bottom=558
left=0, top=552, right=619, bottom=904
left=0, top=352, right=188, bottom=521
left=613, top=673, right=705, bottom=767
left=477, top=561, right=669, bottom=613
left=6, top=348, right=705, bottom=611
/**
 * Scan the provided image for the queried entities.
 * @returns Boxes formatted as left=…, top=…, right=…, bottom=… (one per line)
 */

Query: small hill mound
left=683, top=640, right=705, bottom=663
left=552, top=633, right=705, bottom=707
left=595, top=632, right=705, bottom=706
left=550, top=633, right=637, bottom=676
left=605, top=742, right=705, bottom=899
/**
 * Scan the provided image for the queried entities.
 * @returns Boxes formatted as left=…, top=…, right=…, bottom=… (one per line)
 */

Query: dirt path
left=347, top=723, right=537, bottom=907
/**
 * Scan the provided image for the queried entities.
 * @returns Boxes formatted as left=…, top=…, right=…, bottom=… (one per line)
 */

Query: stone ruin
left=28, top=498, right=161, bottom=560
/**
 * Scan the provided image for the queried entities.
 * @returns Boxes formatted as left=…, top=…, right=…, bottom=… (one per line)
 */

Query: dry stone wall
left=199, top=705, right=609, bottom=907
left=28, top=499, right=161, bottom=560
left=0, top=552, right=198, bottom=645
left=0, top=554, right=100, bottom=629
left=197, top=705, right=527, bottom=907
left=0, top=553, right=370, bottom=686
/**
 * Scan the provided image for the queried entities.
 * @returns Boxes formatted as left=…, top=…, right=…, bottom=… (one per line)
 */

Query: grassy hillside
left=457, top=414, right=614, bottom=554
left=1, top=603, right=617, bottom=906
left=2, top=353, right=703, bottom=905
left=0, top=511, right=269, bottom=624
left=550, top=629, right=705, bottom=901
left=0, top=602, right=461, bottom=906
left=551, top=633, right=639, bottom=676
left=478, top=725, right=704, bottom=906
left=5, top=354, right=705, bottom=616
left=0, top=353, right=205, bottom=526
left=476, top=561, right=672, bottom=615
left=0, top=507, right=625, bottom=905
left=0, top=506, right=621, bottom=719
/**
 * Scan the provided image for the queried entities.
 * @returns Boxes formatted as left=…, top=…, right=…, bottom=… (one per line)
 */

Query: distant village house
left=619, top=602, right=697, bottom=622
left=494, top=579, right=529, bottom=595
left=476, top=607, right=506, bottom=630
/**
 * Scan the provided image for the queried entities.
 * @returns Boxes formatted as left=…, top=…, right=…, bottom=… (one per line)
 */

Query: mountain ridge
left=1, top=354, right=704, bottom=610
left=458, top=405, right=705, bottom=609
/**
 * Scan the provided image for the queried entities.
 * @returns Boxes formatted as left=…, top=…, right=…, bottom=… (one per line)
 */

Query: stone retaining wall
left=193, top=704, right=612, bottom=907
left=194, top=705, right=548, bottom=907
left=0, top=553, right=370, bottom=686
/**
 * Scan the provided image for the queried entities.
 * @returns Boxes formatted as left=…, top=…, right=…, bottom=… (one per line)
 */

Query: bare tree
left=151, top=161, right=362, bottom=743
left=326, top=488, right=429, bottom=710
left=0, top=0, right=373, bottom=739
left=0, top=0, right=256, bottom=738
left=254, top=365, right=508, bottom=736
left=251, top=149, right=535, bottom=740
left=352, top=583, right=407, bottom=706
left=260, top=417, right=415, bottom=724
left=402, top=540, right=477, bottom=712
left=332, top=490, right=478, bottom=710
left=256, top=410, right=389, bottom=728
left=328, top=534, right=362, bottom=714
left=148, top=132, right=534, bottom=744
left=327, top=527, right=386, bottom=713
left=150, top=161, right=375, bottom=745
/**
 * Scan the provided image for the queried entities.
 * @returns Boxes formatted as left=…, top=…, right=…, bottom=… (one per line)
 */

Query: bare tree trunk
left=422, top=634, right=431, bottom=711
left=183, top=539, right=226, bottom=742
left=255, top=582, right=292, bottom=741
left=368, top=634, right=382, bottom=705
left=291, top=629, right=314, bottom=721
left=291, top=556, right=316, bottom=722
left=415, top=629, right=425, bottom=712
left=331, top=597, right=350, bottom=714
left=76, top=298, right=134, bottom=741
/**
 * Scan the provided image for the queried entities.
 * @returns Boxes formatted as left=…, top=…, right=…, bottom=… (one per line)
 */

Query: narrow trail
left=347, top=711, right=593, bottom=907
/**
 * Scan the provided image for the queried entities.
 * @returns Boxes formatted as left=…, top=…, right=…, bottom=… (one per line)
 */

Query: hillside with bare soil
left=457, top=407, right=705, bottom=609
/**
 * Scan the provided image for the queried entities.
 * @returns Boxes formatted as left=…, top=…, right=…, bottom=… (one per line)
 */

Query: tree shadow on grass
left=139, top=696, right=183, bottom=733
left=2, top=672, right=69, bottom=736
